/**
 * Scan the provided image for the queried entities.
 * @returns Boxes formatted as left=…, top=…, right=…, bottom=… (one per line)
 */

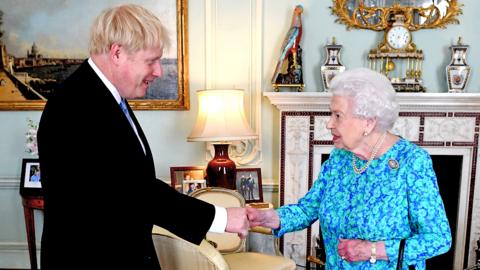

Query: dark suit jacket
left=37, top=61, right=215, bottom=269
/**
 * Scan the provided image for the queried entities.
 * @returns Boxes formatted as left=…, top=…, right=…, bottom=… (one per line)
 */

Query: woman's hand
left=337, top=238, right=387, bottom=262
left=246, top=207, right=280, bottom=229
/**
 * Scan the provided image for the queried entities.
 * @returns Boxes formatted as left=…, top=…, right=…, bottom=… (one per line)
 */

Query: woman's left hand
left=337, top=238, right=373, bottom=262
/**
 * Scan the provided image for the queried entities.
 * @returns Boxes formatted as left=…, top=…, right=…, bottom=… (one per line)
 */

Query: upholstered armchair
left=152, top=187, right=296, bottom=270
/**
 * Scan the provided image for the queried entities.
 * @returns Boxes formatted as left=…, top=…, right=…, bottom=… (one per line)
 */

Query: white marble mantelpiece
left=265, top=92, right=480, bottom=270
left=264, top=92, right=480, bottom=112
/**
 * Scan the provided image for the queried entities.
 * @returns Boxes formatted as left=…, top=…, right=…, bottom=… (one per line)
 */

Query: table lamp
left=188, top=89, right=257, bottom=189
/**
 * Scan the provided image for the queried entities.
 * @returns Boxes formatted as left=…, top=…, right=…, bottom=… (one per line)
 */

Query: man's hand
left=246, top=207, right=280, bottom=229
left=225, top=207, right=249, bottom=239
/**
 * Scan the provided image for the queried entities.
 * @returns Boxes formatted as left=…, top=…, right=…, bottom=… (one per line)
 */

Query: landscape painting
left=0, top=0, right=188, bottom=110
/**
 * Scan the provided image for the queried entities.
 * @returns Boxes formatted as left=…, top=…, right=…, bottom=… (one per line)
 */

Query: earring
left=363, top=131, right=369, bottom=136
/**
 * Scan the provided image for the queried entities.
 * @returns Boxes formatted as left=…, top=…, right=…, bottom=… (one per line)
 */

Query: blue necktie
left=119, top=98, right=146, bottom=154
left=119, top=98, right=135, bottom=128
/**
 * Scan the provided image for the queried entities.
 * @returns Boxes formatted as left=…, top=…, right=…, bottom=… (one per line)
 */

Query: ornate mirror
left=332, top=0, right=463, bottom=31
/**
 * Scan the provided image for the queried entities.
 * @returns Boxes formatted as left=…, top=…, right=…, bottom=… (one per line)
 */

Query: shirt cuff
left=208, top=205, right=227, bottom=233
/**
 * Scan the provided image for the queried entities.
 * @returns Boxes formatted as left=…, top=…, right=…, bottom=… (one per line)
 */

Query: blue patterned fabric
left=274, top=138, right=451, bottom=269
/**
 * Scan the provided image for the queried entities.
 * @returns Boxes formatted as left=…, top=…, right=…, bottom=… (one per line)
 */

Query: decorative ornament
left=321, top=37, right=345, bottom=91
left=388, top=159, right=399, bottom=170
left=271, top=5, right=304, bottom=92
left=446, top=37, right=471, bottom=93
left=367, top=13, right=425, bottom=92
left=25, top=118, right=39, bottom=156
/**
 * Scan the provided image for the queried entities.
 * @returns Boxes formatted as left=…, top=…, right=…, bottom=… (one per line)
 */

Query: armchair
left=152, top=187, right=296, bottom=270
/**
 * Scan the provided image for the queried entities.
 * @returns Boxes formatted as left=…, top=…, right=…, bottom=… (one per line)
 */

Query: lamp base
left=206, top=144, right=236, bottom=189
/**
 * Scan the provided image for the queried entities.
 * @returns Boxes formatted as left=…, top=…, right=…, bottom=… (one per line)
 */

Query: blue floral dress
left=274, top=138, right=451, bottom=269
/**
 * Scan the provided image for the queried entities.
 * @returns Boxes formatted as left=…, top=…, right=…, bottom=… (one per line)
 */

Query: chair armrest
left=244, top=202, right=284, bottom=257
left=250, top=226, right=272, bottom=235
left=246, top=202, right=275, bottom=235
left=152, top=226, right=230, bottom=270
left=307, top=255, right=325, bottom=266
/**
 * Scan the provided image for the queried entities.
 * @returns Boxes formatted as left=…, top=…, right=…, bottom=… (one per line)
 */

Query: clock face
left=386, top=26, right=411, bottom=50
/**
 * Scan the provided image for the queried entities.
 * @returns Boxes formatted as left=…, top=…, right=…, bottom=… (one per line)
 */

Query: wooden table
left=22, top=196, right=44, bottom=270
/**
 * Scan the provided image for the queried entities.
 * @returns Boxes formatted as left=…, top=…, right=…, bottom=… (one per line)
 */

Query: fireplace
left=265, top=92, right=480, bottom=269
left=429, top=155, right=463, bottom=269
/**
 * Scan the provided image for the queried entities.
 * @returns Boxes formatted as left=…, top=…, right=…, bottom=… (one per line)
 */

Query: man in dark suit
left=37, top=4, right=249, bottom=269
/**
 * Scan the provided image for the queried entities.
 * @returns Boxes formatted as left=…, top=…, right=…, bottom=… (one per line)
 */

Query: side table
left=21, top=196, right=44, bottom=270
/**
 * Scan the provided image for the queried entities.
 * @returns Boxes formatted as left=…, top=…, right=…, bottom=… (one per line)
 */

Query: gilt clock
left=368, top=14, right=425, bottom=92
left=386, top=24, right=411, bottom=50
left=331, top=0, right=464, bottom=93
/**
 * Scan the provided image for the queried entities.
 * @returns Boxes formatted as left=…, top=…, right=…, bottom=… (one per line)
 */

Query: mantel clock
left=331, top=0, right=463, bottom=92
left=368, top=13, right=424, bottom=92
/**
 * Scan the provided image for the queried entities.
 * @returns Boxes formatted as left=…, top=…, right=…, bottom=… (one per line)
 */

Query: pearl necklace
left=352, top=132, right=387, bottom=174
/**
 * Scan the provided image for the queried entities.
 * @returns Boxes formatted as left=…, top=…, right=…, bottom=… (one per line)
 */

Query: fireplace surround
left=265, top=92, right=480, bottom=269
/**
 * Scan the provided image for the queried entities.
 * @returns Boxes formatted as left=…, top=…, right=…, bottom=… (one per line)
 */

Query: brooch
left=388, top=159, right=399, bottom=170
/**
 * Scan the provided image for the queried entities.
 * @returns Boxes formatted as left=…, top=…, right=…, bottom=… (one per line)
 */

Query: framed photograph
left=170, top=166, right=206, bottom=193
left=0, top=0, right=189, bottom=111
left=235, top=168, right=263, bottom=203
left=182, top=179, right=207, bottom=195
left=19, top=158, right=42, bottom=197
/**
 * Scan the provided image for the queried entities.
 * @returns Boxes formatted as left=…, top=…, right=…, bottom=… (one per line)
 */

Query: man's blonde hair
left=89, top=4, right=170, bottom=55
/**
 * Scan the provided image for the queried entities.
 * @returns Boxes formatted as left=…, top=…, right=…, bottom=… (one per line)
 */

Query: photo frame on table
left=235, top=168, right=263, bottom=203
left=19, top=159, right=43, bottom=197
left=0, top=0, right=189, bottom=111
left=170, top=166, right=206, bottom=194
left=183, top=180, right=207, bottom=195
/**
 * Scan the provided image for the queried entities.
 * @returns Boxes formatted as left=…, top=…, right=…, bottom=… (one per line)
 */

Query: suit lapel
left=81, top=62, right=154, bottom=166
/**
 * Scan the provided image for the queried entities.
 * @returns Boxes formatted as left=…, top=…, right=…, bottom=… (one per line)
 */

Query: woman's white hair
left=329, top=68, right=399, bottom=131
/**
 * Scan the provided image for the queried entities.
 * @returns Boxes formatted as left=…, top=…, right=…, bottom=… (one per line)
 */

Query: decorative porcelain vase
left=446, top=37, right=471, bottom=93
left=321, top=37, right=345, bottom=91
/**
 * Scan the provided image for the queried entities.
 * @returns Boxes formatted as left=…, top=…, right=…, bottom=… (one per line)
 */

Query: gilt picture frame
left=0, top=0, right=189, bottom=111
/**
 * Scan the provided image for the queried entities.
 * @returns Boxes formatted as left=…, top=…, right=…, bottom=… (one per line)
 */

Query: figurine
left=271, top=5, right=304, bottom=92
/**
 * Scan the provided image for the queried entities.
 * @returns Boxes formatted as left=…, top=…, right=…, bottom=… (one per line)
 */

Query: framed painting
left=170, top=166, right=206, bottom=193
left=0, top=0, right=189, bottom=110
left=19, top=158, right=43, bottom=197
left=235, top=168, right=263, bottom=203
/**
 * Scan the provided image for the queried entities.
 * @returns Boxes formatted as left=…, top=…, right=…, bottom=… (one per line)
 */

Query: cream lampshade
left=188, top=89, right=257, bottom=189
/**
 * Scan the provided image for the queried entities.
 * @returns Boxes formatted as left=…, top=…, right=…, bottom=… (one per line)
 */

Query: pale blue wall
left=0, top=0, right=478, bottom=267
left=262, top=0, right=479, bottom=92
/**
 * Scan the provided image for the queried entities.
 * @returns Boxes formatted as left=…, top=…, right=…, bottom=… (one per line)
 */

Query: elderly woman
left=248, top=68, right=451, bottom=269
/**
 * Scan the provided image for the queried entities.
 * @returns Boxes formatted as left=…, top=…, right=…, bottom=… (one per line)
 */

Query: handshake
left=225, top=206, right=280, bottom=239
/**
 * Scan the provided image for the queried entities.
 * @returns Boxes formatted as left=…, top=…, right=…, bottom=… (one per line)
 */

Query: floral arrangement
left=25, top=119, right=39, bottom=156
